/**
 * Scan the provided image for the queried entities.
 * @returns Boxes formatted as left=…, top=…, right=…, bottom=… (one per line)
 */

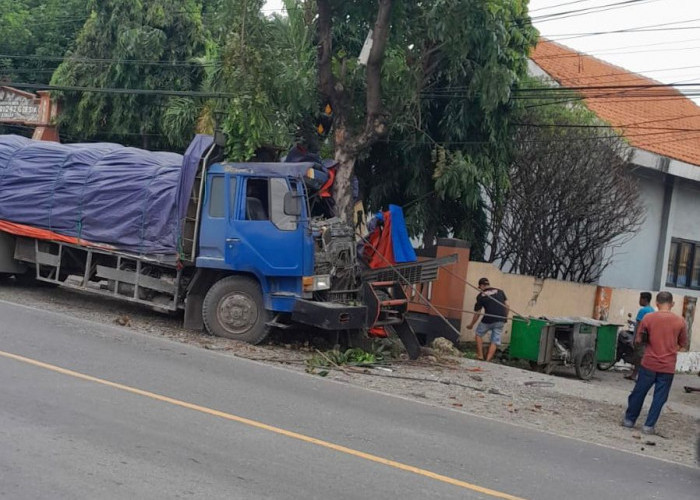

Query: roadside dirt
left=1, top=280, right=698, bottom=467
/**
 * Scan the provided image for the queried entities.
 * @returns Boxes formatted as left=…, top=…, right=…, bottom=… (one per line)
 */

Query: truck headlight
left=303, top=275, right=331, bottom=292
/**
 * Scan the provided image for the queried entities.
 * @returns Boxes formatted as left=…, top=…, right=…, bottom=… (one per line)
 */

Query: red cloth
left=364, top=211, right=396, bottom=269
left=636, top=311, right=688, bottom=374
left=319, top=166, right=336, bottom=198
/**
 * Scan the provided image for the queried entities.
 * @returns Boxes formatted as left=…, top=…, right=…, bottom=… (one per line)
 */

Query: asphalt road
left=0, top=299, right=697, bottom=500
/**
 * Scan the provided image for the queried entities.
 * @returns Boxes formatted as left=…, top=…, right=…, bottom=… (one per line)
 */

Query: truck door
left=196, top=174, right=228, bottom=268
left=226, top=176, right=305, bottom=277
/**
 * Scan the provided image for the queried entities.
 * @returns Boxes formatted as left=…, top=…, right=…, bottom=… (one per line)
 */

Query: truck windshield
left=270, top=177, right=297, bottom=231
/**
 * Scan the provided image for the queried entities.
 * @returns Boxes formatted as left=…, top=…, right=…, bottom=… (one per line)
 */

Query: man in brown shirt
left=622, top=291, right=688, bottom=434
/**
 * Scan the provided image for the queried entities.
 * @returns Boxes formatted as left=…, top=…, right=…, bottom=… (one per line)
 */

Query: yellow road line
left=0, top=349, right=526, bottom=500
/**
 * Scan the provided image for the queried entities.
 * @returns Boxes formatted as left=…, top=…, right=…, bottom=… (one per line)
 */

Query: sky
left=264, top=0, right=700, bottom=101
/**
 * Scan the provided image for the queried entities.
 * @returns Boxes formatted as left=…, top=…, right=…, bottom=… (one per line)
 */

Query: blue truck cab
left=197, top=162, right=315, bottom=312
left=185, top=160, right=370, bottom=345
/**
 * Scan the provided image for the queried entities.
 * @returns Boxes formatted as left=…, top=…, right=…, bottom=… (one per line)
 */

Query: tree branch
left=316, top=0, right=334, bottom=104
left=363, top=0, right=392, bottom=142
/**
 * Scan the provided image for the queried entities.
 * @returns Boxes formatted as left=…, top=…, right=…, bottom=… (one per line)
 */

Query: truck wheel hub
left=218, top=293, right=258, bottom=334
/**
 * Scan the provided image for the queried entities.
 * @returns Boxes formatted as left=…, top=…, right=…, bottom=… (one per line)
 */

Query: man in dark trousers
left=626, top=291, right=656, bottom=381
left=622, top=291, right=688, bottom=434
left=466, top=278, right=509, bottom=362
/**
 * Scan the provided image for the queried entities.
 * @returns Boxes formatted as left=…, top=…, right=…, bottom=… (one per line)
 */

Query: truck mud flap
left=292, top=299, right=367, bottom=331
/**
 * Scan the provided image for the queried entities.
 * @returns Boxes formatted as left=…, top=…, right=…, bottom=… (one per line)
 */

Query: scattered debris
left=431, top=337, right=462, bottom=357
left=305, top=346, right=388, bottom=374
left=115, top=315, right=131, bottom=327
left=524, top=381, right=555, bottom=388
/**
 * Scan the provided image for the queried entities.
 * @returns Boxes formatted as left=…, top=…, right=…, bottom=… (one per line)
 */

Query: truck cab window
left=208, top=175, right=225, bottom=218
left=245, top=178, right=269, bottom=221
left=270, top=177, right=297, bottom=231
left=229, top=177, right=237, bottom=218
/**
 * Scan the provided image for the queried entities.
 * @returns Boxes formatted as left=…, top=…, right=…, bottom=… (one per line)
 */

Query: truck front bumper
left=291, top=299, right=367, bottom=330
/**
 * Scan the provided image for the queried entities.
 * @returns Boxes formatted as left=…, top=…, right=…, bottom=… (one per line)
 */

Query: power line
left=537, top=44, right=700, bottom=59
left=530, top=0, right=602, bottom=13
left=0, top=53, right=214, bottom=68
left=15, top=15, right=89, bottom=28
left=514, top=122, right=700, bottom=132
left=421, top=81, right=700, bottom=94
left=7, top=79, right=698, bottom=102
left=2, top=82, right=235, bottom=99
left=532, top=0, right=661, bottom=23
left=536, top=38, right=700, bottom=58
left=550, top=25, right=700, bottom=41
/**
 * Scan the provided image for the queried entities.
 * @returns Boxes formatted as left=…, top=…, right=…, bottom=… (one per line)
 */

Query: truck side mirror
left=214, top=130, right=227, bottom=147
left=283, top=192, right=302, bottom=216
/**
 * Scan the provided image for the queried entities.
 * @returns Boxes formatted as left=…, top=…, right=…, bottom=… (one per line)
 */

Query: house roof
left=530, top=39, right=700, bottom=168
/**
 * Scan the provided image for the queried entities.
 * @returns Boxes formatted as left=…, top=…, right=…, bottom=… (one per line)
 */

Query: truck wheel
left=575, top=349, right=596, bottom=380
left=202, top=276, right=270, bottom=344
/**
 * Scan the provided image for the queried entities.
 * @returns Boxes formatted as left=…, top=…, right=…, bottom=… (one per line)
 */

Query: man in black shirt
left=466, top=278, right=509, bottom=361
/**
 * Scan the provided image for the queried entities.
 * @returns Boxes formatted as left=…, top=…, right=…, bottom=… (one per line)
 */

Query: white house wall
left=662, top=178, right=700, bottom=299
left=670, top=179, right=700, bottom=241
left=599, top=168, right=665, bottom=290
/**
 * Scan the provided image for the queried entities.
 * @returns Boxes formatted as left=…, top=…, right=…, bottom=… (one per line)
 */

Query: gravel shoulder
left=1, top=281, right=699, bottom=467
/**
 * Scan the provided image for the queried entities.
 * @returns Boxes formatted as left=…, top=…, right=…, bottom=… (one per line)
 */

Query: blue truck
left=0, top=134, right=453, bottom=357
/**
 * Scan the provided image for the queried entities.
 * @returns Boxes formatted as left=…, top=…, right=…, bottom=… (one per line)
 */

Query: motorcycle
left=597, top=313, right=636, bottom=370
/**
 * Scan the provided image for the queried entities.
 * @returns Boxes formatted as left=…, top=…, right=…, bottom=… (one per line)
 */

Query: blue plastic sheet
left=0, top=135, right=212, bottom=256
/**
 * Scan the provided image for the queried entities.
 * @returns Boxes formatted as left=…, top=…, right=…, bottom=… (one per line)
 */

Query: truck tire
left=202, top=276, right=270, bottom=344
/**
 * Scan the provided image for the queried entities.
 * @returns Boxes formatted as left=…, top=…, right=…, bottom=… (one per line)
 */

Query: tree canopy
left=50, top=0, right=206, bottom=148
left=164, top=0, right=318, bottom=159
left=354, top=0, right=538, bottom=254
left=0, top=0, right=90, bottom=85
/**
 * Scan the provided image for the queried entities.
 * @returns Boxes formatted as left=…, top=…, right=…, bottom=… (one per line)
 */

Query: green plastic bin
left=509, top=316, right=549, bottom=361
left=596, top=324, right=620, bottom=364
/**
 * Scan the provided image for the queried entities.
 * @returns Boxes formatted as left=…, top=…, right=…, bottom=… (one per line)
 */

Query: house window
left=667, top=238, right=700, bottom=289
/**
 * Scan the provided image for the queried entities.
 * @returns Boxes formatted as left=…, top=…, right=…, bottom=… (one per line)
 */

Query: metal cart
left=510, top=316, right=610, bottom=380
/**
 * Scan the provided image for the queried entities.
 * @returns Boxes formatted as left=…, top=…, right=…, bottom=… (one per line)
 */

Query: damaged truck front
left=0, top=134, right=453, bottom=358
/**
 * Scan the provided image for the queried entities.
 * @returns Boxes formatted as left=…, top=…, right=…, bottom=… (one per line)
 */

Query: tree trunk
left=316, top=0, right=393, bottom=223
left=332, top=138, right=355, bottom=223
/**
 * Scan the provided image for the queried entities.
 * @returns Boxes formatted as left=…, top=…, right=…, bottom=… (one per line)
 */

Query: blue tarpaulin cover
left=0, top=135, right=213, bottom=255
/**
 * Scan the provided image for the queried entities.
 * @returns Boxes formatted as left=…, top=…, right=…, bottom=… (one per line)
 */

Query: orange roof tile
left=530, top=39, right=700, bottom=167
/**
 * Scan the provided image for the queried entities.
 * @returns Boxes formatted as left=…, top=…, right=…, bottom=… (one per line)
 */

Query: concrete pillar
left=31, top=91, right=59, bottom=142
